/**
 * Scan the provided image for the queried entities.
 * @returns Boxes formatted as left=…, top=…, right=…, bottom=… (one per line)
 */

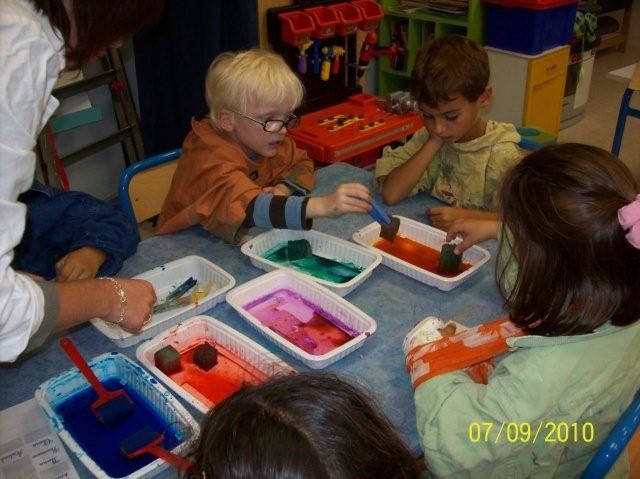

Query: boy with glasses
left=157, top=49, right=371, bottom=243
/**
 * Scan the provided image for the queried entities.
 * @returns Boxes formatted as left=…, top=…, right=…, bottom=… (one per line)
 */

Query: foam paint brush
left=120, top=426, right=194, bottom=471
left=369, top=198, right=400, bottom=241
left=286, top=239, right=313, bottom=261
left=60, top=337, right=133, bottom=425
left=438, top=243, right=462, bottom=275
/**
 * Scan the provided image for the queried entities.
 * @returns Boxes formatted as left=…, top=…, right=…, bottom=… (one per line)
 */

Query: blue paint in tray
left=54, top=377, right=181, bottom=478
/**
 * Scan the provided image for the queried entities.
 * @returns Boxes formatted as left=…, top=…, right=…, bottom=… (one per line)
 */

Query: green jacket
left=374, top=121, right=521, bottom=211
left=414, top=320, right=640, bottom=478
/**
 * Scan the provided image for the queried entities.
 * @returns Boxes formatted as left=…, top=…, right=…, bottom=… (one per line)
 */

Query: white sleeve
left=0, top=7, right=63, bottom=362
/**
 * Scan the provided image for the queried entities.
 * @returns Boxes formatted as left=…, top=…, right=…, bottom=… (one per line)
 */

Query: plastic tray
left=136, top=315, right=295, bottom=414
left=225, top=270, right=377, bottom=369
left=240, top=229, right=381, bottom=296
left=34, top=352, right=199, bottom=479
left=352, top=216, right=491, bottom=291
left=92, top=255, right=236, bottom=348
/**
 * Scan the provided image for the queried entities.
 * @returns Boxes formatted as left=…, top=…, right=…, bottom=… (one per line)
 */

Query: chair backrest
left=581, top=390, right=640, bottom=478
left=630, top=62, right=640, bottom=91
left=118, top=149, right=181, bottom=224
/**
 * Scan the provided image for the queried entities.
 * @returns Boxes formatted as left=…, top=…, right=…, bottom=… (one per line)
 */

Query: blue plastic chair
left=118, top=148, right=181, bottom=225
left=582, top=390, right=640, bottom=478
left=611, top=64, right=640, bottom=157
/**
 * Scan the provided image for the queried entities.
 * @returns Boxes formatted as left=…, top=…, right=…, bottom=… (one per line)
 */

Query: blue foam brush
left=60, top=337, right=132, bottom=425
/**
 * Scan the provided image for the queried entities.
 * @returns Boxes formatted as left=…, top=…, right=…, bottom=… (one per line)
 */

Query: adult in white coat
left=0, top=0, right=165, bottom=361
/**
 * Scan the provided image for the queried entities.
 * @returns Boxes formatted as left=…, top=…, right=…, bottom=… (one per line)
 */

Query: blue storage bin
left=485, top=2, right=578, bottom=55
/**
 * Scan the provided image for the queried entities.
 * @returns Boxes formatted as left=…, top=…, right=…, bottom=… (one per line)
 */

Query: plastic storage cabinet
left=486, top=46, right=570, bottom=135
left=377, top=0, right=484, bottom=96
left=484, top=0, right=578, bottom=55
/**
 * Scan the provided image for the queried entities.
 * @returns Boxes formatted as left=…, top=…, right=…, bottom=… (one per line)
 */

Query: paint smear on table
left=54, top=378, right=181, bottom=478
left=245, top=289, right=357, bottom=355
left=166, top=342, right=267, bottom=409
left=263, top=242, right=364, bottom=283
left=374, top=236, right=472, bottom=277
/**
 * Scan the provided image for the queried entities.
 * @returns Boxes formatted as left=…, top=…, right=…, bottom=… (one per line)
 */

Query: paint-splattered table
left=0, top=163, right=504, bottom=477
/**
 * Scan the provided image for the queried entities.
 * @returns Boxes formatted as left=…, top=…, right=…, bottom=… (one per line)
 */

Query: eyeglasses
left=231, top=110, right=300, bottom=133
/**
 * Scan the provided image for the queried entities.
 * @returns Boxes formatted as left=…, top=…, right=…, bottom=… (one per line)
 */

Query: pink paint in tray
left=225, top=270, right=377, bottom=369
left=245, top=289, right=357, bottom=355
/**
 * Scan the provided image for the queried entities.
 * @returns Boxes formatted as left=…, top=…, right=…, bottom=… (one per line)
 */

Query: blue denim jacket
left=13, top=182, right=139, bottom=280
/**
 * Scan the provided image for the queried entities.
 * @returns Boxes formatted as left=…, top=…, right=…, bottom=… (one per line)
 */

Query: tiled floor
left=559, top=7, right=640, bottom=181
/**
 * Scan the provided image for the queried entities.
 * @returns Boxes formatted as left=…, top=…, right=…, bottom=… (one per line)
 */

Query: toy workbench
left=289, top=93, right=423, bottom=167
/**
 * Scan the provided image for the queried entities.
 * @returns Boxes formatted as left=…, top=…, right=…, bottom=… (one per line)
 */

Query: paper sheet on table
left=0, top=398, right=79, bottom=479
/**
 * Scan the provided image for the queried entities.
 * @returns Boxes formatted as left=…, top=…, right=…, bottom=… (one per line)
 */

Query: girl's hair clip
left=618, top=194, right=640, bottom=249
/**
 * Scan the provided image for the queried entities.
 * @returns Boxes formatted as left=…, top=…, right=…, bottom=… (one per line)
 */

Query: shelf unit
left=596, top=1, right=634, bottom=52
left=36, top=48, right=144, bottom=190
left=377, top=0, right=484, bottom=96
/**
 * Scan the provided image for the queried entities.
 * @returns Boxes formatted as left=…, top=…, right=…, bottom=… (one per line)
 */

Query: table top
left=0, top=163, right=505, bottom=478
left=606, top=62, right=639, bottom=84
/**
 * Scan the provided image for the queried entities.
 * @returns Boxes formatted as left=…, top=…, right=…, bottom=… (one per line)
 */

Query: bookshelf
left=377, top=0, right=484, bottom=95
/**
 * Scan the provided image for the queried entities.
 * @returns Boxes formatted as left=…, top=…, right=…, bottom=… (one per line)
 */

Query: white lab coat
left=0, top=0, right=65, bottom=361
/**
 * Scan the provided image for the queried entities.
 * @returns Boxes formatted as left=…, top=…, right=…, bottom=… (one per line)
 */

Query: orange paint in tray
left=373, top=236, right=471, bottom=277
left=167, top=342, right=267, bottom=409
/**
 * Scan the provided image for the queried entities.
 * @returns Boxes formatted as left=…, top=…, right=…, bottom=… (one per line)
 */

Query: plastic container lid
left=352, top=216, right=491, bottom=292
left=91, top=255, right=236, bottom=347
left=240, top=229, right=381, bottom=297
left=136, top=316, right=295, bottom=414
left=35, top=352, right=200, bottom=479
left=226, top=270, right=377, bottom=369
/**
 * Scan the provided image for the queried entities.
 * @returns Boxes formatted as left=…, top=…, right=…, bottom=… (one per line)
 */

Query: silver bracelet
left=99, top=277, right=127, bottom=325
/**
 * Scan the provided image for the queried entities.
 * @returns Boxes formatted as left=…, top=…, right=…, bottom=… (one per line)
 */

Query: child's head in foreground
left=187, top=373, right=420, bottom=479
left=204, top=49, right=304, bottom=158
left=409, top=35, right=491, bottom=143
left=498, top=143, right=640, bottom=336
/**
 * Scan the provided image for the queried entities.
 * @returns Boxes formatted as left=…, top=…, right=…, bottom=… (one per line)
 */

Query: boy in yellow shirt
left=375, top=36, right=521, bottom=230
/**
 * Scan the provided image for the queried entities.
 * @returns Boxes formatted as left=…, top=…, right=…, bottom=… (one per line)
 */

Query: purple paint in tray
left=244, top=289, right=359, bottom=355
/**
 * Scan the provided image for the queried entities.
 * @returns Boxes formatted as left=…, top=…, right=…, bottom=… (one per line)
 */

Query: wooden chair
left=118, top=149, right=181, bottom=225
left=612, top=62, right=640, bottom=156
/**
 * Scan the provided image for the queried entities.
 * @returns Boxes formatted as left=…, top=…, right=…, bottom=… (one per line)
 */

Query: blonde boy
left=375, top=36, right=521, bottom=230
left=157, top=49, right=371, bottom=243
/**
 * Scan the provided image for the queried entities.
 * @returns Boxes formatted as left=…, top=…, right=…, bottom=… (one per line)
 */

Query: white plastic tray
left=92, top=255, right=236, bottom=347
left=226, top=270, right=377, bottom=369
left=34, top=352, right=199, bottom=479
left=136, top=315, right=295, bottom=414
left=241, top=229, right=381, bottom=296
left=352, top=216, right=491, bottom=291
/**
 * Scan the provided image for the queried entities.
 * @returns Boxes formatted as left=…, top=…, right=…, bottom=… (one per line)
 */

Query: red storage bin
left=352, top=0, right=384, bottom=31
left=328, top=3, right=363, bottom=36
left=278, top=11, right=315, bottom=46
left=305, top=6, right=339, bottom=39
